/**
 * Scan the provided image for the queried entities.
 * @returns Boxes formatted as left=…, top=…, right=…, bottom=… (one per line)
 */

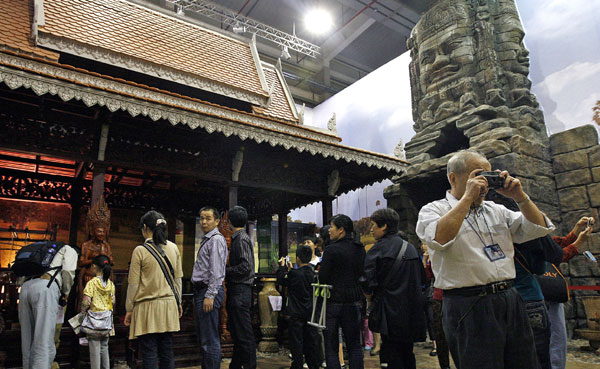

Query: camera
left=479, top=171, right=504, bottom=189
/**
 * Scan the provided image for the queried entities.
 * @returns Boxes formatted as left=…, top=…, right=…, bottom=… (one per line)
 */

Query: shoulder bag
left=368, top=239, right=407, bottom=333
left=142, top=241, right=182, bottom=309
left=515, top=248, right=569, bottom=303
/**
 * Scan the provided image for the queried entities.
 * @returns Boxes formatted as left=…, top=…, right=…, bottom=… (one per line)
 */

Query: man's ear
left=448, top=172, right=456, bottom=187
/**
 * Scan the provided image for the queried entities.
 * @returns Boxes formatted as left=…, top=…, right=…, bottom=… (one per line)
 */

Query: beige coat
left=127, top=240, right=183, bottom=339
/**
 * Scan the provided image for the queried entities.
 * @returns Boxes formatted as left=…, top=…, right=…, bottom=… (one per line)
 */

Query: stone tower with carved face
left=386, top=0, right=560, bottom=243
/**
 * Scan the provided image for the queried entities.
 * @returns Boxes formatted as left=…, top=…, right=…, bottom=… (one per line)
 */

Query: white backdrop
left=290, top=0, right=600, bottom=225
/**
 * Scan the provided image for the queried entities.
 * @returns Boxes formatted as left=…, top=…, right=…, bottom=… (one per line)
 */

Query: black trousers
left=432, top=299, right=451, bottom=369
left=289, top=317, right=321, bottom=369
left=380, top=336, right=415, bottom=369
left=443, top=287, right=539, bottom=369
left=226, top=283, right=257, bottom=369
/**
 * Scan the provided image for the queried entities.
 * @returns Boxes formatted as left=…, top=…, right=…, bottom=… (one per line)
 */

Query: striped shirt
left=191, top=227, right=228, bottom=299
left=226, top=229, right=255, bottom=285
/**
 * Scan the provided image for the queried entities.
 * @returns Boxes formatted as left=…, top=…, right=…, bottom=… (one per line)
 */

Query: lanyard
left=464, top=210, right=496, bottom=247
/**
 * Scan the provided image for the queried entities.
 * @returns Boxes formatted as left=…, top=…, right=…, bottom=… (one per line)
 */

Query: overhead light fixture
left=280, top=45, right=291, bottom=60
left=304, top=8, right=333, bottom=35
left=175, top=4, right=184, bottom=15
left=232, top=25, right=247, bottom=34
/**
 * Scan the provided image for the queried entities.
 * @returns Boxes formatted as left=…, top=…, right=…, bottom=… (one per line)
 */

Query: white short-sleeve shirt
left=416, top=192, right=555, bottom=290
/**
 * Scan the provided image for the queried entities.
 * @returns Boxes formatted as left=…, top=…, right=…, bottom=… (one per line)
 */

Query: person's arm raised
left=434, top=169, right=487, bottom=245
left=496, top=170, right=546, bottom=227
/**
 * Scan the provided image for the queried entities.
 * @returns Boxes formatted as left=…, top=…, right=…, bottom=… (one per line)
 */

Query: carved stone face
left=92, top=227, right=106, bottom=242
left=496, top=13, right=530, bottom=77
left=417, top=24, right=476, bottom=96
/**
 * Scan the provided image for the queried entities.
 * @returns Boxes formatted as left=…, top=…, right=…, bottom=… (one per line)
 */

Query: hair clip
left=156, top=219, right=167, bottom=226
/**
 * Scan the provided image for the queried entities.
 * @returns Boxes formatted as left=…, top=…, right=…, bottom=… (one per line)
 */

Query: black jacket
left=318, top=237, right=365, bottom=304
left=276, top=265, right=315, bottom=319
left=364, top=234, right=426, bottom=340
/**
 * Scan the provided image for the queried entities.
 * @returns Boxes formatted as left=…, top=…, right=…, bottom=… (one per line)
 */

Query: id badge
left=484, top=244, right=506, bottom=262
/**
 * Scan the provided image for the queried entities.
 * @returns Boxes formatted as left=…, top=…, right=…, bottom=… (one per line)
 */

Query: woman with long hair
left=124, top=210, right=183, bottom=369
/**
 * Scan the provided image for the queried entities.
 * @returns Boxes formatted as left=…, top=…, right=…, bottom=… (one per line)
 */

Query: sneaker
left=322, top=361, right=326, bottom=368
left=380, top=364, right=388, bottom=368
left=429, top=348, right=437, bottom=356
left=364, top=346, right=372, bottom=351
left=303, top=364, right=308, bottom=368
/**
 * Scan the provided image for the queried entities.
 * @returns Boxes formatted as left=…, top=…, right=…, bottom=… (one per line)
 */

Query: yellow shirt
left=83, top=276, right=115, bottom=312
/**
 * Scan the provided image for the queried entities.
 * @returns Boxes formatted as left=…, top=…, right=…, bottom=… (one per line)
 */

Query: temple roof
left=37, top=0, right=269, bottom=105
left=252, top=62, right=299, bottom=123
left=0, top=0, right=59, bottom=61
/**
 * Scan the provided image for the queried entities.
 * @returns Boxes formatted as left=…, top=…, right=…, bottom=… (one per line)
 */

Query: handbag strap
left=377, top=239, right=408, bottom=295
left=142, top=241, right=181, bottom=308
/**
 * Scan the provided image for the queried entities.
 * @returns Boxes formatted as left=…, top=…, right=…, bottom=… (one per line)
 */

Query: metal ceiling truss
left=166, top=0, right=321, bottom=58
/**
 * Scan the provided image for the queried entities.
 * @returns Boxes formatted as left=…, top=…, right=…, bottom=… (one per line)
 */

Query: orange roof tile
left=253, top=65, right=298, bottom=123
left=0, top=0, right=59, bottom=60
left=39, top=0, right=266, bottom=99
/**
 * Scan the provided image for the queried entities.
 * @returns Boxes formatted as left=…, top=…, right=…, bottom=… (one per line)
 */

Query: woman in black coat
left=319, top=214, right=366, bottom=369
left=364, top=208, right=426, bottom=369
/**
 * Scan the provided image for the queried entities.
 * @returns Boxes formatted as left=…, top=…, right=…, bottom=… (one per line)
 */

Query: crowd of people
left=15, top=150, right=596, bottom=369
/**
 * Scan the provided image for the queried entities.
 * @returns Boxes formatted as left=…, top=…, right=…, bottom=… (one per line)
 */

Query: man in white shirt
left=416, top=150, right=554, bottom=369
left=18, top=243, right=78, bottom=369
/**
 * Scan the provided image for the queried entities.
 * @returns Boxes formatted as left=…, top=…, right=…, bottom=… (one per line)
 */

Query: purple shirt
left=191, top=227, right=228, bottom=299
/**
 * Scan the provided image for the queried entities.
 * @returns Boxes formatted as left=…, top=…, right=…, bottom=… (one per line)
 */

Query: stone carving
left=327, top=113, right=337, bottom=134
left=405, top=0, right=544, bottom=160
left=394, top=139, right=406, bottom=160
left=76, top=198, right=113, bottom=310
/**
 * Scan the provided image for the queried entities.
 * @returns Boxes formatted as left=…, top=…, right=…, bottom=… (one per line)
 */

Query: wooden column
left=322, top=198, right=333, bottom=225
left=68, top=182, right=81, bottom=246
left=228, top=185, right=238, bottom=209
left=278, top=211, right=288, bottom=258
left=91, top=164, right=106, bottom=205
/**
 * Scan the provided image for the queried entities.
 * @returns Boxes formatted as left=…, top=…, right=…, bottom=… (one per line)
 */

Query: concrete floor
left=182, top=341, right=600, bottom=369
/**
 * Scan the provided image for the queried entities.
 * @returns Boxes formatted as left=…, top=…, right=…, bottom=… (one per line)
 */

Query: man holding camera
left=416, top=150, right=555, bottom=369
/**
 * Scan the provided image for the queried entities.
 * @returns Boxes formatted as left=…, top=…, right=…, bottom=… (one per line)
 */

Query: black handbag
left=368, top=239, right=407, bottom=333
left=534, top=263, right=569, bottom=303
left=515, top=246, right=569, bottom=303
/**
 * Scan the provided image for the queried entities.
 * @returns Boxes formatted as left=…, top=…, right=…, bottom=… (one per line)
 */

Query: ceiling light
left=232, top=25, right=246, bottom=34
left=281, top=45, right=291, bottom=60
left=304, top=8, right=333, bottom=35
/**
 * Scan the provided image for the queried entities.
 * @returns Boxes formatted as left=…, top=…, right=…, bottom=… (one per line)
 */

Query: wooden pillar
left=228, top=185, right=238, bottom=209
left=68, top=182, right=81, bottom=246
left=278, top=211, right=288, bottom=258
left=91, top=164, right=106, bottom=205
left=322, top=198, right=333, bottom=226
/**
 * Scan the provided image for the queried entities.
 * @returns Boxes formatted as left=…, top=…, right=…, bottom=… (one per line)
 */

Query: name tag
left=484, top=244, right=506, bottom=262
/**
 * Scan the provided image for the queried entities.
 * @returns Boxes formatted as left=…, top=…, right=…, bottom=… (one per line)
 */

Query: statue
left=403, top=0, right=546, bottom=160
left=76, top=198, right=113, bottom=310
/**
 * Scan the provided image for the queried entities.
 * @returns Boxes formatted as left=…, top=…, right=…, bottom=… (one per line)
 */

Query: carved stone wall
left=549, top=125, right=600, bottom=338
left=385, top=0, right=560, bottom=246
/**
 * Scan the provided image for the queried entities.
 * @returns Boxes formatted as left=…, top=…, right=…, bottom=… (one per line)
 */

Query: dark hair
left=140, top=210, right=168, bottom=246
left=302, top=236, right=317, bottom=245
left=319, top=225, right=331, bottom=247
left=199, top=206, right=221, bottom=220
left=329, top=214, right=354, bottom=239
left=92, top=254, right=112, bottom=283
left=370, top=208, right=400, bottom=235
left=397, top=230, right=408, bottom=240
left=296, top=245, right=313, bottom=264
left=228, top=206, right=248, bottom=228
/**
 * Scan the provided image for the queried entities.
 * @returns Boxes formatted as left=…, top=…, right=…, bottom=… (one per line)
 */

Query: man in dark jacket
left=226, top=206, right=256, bottom=369
left=276, top=245, right=321, bottom=369
left=364, top=208, right=426, bottom=369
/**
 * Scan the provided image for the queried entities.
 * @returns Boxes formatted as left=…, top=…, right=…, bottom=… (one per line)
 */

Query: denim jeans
left=525, top=300, right=551, bottom=369
left=194, top=284, right=224, bottom=369
left=324, top=302, right=364, bottom=369
left=547, top=301, right=567, bottom=369
left=138, top=332, right=174, bottom=369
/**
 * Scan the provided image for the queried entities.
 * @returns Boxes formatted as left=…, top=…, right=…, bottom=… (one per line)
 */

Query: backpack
left=11, top=241, right=66, bottom=287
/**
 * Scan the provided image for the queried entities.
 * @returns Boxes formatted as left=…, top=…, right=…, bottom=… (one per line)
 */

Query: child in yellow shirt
left=81, top=254, right=115, bottom=369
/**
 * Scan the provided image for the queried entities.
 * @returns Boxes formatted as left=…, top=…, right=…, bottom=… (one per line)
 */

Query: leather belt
left=444, top=280, right=514, bottom=297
